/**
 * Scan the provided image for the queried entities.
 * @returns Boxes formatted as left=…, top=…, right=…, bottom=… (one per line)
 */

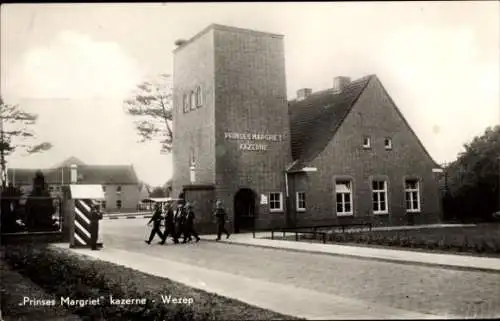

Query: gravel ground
left=101, top=220, right=500, bottom=319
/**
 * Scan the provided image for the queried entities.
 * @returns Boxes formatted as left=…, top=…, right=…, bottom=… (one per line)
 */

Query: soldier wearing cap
left=173, top=201, right=186, bottom=243
left=214, top=200, right=230, bottom=241
left=183, top=202, right=200, bottom=243
left=160, top=201, right=176, bottom=244
left=90, top=200, right=103, bottom=250
left=145, top=202, right=164, bottom=245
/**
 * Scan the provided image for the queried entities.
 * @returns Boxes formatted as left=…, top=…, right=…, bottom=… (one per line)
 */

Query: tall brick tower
left=172, top=24, right=291, bottom=233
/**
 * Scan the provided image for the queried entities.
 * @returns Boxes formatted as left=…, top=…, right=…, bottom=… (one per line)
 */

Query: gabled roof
left=7, top=164, right=139, bottom=186
left=53, top=156, right=86, bottom=168
left=288, top=75, right=373, bottom=171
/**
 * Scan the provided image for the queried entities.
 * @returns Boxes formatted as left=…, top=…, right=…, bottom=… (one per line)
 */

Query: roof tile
left=7, top=165, right=139, bottom=186
left=288, top=75, right=373, bottom=171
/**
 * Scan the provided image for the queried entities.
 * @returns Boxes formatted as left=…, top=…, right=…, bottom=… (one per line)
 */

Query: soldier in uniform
left=214, top=200, right=230, bottom=241
left=184, top=202, right=200, bottom=243
left=90, top=200, right=103, bottom=250
left=145, top=202, right=164, bottom=245
left=160, top=202, right=177, bottom=244
left=173, top=201, right=186, bottom=243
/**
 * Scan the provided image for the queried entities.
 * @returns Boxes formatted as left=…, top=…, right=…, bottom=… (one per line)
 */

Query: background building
left=7, top=157, right=142, bottom=213
left=172, top=24, right=442, bottom=233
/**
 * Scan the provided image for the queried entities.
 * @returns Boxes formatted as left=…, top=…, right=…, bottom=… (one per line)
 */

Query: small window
left=335, top=180, right=353, bottom=216
left=183, top=94, right=189, bottom=113
left=372, top=180, right=388, bottom=214
left=116, top=186, right=122, bottom=193
left=189, top=149, right=196, bottom=167
left=190, top=91, right=196, bottom=110
left=405, top=179, right=421, bottom=213
left=116, top=200, right=122, bottom=209
left=296, top=192, right=306, bottom=212
left=384, top=138, right=392, bottom=150
left=269, top=192, right=283, bottom=212
left=101, top=201, right=107, bottom=209
left=196, top=86, right=203, bottom=107
left=102, top=186, right=106, bottom=193
left=363, top=136, right=371, bottom=148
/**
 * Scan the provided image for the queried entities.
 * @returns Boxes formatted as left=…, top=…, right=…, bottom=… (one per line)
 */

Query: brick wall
left=212, top=26, right=292, bottom=231
left=172, top=29, right=216, bottom=198
left=290, top=76, right=442, bottom=227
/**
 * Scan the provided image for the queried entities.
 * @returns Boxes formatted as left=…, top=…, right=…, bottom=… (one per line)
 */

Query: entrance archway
left=233, top=188, right=256, bottom=233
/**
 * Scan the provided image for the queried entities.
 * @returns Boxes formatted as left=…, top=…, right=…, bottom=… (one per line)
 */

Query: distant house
left=7, top=157, right=142, bottom=213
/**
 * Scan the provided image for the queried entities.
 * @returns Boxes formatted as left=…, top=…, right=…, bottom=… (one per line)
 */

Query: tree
left=443, top=125, right=500, bottom=222
left=124, top=74, right=173, bottom=153
left=150, top=186, right=167, bottom=198
left=0, top=97, right=53, bottom=188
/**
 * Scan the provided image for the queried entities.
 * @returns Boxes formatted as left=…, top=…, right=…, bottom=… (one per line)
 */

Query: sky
left=1, top=2, right=499, bottom=186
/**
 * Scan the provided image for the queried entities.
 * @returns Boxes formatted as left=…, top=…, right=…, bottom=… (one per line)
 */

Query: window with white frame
left=116, top=200, right=122, bottom=209
left=190, top=91, right=196, bottom=110
left=196, top=86, right=203, bottom=107
left=372, top=180, right=388, bottom=214
left=363, top=136, right=371, bottom=148
left=269, top=192, right=283, bottom=211
left=116, top=186, right=122, bottom=193
left=183, top=94, right=189, bottom=113
left=296, top=192, right=306, bottom=211
left=384, top=138, right=392, bottom=150
left=335, top=180, right=353, bottom=216
left=405, top=179, right=421, bottom=212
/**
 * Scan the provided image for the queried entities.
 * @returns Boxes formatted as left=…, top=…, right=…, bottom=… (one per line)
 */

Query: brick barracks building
left=172, top=24, right=442, bottom=233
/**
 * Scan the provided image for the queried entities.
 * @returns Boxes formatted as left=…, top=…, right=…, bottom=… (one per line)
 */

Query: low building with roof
left=7, top=157, right=142, bottom=213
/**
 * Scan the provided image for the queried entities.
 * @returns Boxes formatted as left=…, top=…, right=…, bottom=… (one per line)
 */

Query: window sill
left=270, top=209, right=284, bottom=213
left=373, top=212, right=389, bottom=215
left=362, top=146, right=371, bottom=149
left=337, top=212, right=353, bottom=217
left=296, top=208, right=306, bottom=212
left=406, top=210, right=421, bottom=214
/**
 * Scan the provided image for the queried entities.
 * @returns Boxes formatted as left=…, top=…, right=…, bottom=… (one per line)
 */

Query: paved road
left=100, top=219, right=500, bottom=319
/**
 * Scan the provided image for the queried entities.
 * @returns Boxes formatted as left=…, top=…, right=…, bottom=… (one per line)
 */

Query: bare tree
left=124, top=73, right=173, bottom=153
left=0, top=97, right=52, bottom=188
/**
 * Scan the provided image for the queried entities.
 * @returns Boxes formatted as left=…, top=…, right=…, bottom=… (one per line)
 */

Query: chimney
left=333, top=76, right=351, bottom=93
left=174, top=39, right=187, bottom=46
left=296, top=88, right=312, bottom=101
left=70, top=164, right=78, bottom=184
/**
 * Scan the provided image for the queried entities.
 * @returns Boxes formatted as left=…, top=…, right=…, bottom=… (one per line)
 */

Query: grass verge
left=265, top=224, right=500, bottom=258
left=0, top=255, right=81, bottom=321
left=2, top=244, right=301, bottom=321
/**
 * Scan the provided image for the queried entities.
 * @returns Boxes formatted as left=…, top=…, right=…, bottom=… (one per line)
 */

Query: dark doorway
left=234, top=189, right=256, bottom=233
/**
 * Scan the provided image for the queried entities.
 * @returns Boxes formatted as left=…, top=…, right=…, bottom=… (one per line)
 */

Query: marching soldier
left=184, top=202, right=200, bottom=243
left=173, top=201, right=186, bottom=243
left=90, top=200, right=103, bottom=250
left=160, top=202, right=176, bottom=244
left=214, top=200, right=230, bottom=241
left=145, top=202, right=164, bottom=245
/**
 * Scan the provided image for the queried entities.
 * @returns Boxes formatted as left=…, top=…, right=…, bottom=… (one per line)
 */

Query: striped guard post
left=73, top=198, right=93, bottom=247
